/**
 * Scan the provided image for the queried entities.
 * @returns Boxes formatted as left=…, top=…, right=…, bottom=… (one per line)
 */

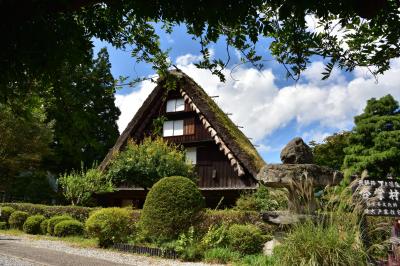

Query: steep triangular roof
left=100, top=69, right=266, bottom=177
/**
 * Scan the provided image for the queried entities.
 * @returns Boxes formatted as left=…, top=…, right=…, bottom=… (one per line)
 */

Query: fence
left=113, top=243, right=178, bottom=259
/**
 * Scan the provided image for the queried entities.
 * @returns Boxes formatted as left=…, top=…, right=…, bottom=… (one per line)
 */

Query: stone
left=280, top=137, right=314, bottom=164
left=257, top=163, right=343, bottom=188
left=260, top=211, right=313, bottom=225
left=263, top=239, right=279, bottom=256
left=263, top=232, right=285, bottom=256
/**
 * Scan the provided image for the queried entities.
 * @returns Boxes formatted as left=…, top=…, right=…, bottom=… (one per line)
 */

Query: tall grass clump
left=273, top=178, right=369, bottom=266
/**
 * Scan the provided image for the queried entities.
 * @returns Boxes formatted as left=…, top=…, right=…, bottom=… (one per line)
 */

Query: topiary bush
left=227, top=224, right=264, bottom=254
left=54, top=220, right=84, bottom=237
left=85, top=207, right=134, bottom=247
left=47, top=215, right=73, bottom=235
left=0, top=206, right=15, bottom=224
left=9, top=211, right=29, bottom=230
left=140, top=176, right=205, bottom=240
left=40, top=219, right=49, bottom=235
left=23, top=215, right=46, bottom=234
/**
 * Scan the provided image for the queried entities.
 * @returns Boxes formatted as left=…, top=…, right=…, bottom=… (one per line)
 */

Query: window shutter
left=184, top=118, right=195, bottom=135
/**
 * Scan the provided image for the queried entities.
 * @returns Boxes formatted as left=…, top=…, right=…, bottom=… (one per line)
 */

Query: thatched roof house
left=98, top=69, right=266, bottom=207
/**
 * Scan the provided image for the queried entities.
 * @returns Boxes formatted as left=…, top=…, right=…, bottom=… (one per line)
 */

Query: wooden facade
left=98, top=70, right=264, bottom=207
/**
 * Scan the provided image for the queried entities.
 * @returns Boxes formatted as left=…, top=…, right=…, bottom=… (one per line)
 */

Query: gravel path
left=0, top=234, right=217, bottom=266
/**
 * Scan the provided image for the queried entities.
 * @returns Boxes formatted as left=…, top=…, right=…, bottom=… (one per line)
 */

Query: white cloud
left=114, top=79, right=155, bottom=132
left=175, top=48, right=215, bottom=66
left=115, top=55, right=400, bottom=148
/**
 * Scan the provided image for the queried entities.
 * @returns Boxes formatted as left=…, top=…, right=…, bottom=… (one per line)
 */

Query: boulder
left=280, top=137, right=314, bottom=164
left=257, top=163, right=343, bottom=188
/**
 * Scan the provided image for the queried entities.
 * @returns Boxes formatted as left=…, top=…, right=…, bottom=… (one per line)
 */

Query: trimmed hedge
left=23, top=215, right=46, bottom=234
left=227, top=224, right=264, bottom=254
left=0, top=206, right=15, bottom=224
left=47, top=215, right=74, bottom=235
left=0, top=203, right=96, bottom=222
left=86, top=208, right=134, bottom=247
left=9, top=211, right=29, bottom=230
left=140, top=176, right=205, bottom=240
left=54, top=220, right=84, bottom=237
left=40, top=219, right=49, bottom=235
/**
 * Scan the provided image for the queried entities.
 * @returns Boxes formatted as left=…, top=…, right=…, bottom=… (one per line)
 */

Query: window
left=166, top=98, right=185, bottom=112
left=186, top=147, right=197, bottom=164
left=163, top=120, right=184, bottom=136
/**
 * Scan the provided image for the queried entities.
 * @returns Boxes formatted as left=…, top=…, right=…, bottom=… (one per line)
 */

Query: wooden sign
left=356, top=179, right=400, bottom=217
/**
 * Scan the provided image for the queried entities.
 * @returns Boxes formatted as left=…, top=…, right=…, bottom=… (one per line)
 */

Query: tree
left=44, top=48, right=120, bottom=173
left=59, top=166, right=114, bottom=206
left=343, top=95, right=400, bottom=178
left=309, top=131, right=351, bottom=170
left=106, top=137, right=195, bottom=189
left=0, top=98, right=53, bottom=198
left=1, top=0, right=399, bottom=107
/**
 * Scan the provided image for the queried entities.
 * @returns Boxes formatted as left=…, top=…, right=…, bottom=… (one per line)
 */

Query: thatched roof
left=99, top=69, right=266, bottom=177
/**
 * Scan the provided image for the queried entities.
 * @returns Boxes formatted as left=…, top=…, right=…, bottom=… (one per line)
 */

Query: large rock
left=280, top=137, right=314, bottom=164
left=257, top=164, right=343, bottom=188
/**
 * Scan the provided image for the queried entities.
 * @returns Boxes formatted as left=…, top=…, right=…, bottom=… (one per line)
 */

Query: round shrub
left=23, top=215, right=45, bottom=235
left=140, top=176, right=205, bottom=240
left=9, top=211, right=29, bottom=230
left=54, top=220, right=83, bottom=237
left=40, top=219, right=49, bottom=235
left=85, top=208, right=134, bottom=247
left=0, top=206, right=15, bottom=224
left=47, top=215, right=73, bottom=235
left=227, top=224, right=264, bottom=254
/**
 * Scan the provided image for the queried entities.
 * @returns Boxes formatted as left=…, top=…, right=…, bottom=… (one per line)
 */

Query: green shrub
left=47, top=215, right=73, bottom=235
left=40, top=219, right=49, bottom=235
left=85, top=207, right=134, bottom=247
left=197, top=209, right=266, bottom=234
left=9, top=211, right=29, bottom=230
left=140, top=176, right=204, bottom=240
left=54, top=220, right=84, bottom=237
left=201, top=224, right=229, bottom=249
left=227, top=224, right=264, bottom=254
left=171, top=226, right=204, bottom=261
left=23, top=215, right=45, bottom=234
left=0, top=203, right=96, bottom=222
left=235, top=185, right=287, bottom=212
left=204, top=248, right=241, bottom=264
left=272, top=219, right=367, bottom=266
left=0, top=206, right=15, bottom=224
left=0, top=222, right=7, bottom=229
left=106, top=137, right=195, bottom=189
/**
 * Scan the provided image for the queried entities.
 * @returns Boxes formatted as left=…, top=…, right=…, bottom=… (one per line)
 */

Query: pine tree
left=45, top=48, right=120, bottom=173
left=343, top=95, right=400, bottom=178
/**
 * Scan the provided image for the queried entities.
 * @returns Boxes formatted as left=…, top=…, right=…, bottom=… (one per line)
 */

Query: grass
left=204, top=247, right=241, bottom=264
left=0, top=229, right=97, bottom=248
left=272, top=216, right=367, bottom=266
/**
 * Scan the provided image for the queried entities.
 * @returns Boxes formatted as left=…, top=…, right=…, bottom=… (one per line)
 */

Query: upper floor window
left=163, top=120, right=184, bottom=136
left=166, top=98, right=185, bottom=112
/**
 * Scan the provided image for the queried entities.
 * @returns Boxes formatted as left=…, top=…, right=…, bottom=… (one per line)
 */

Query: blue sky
left=93, top=24, right=400, bottom=163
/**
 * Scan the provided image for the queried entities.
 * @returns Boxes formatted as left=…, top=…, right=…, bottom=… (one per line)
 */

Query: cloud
left=114, top=79, right=155, bottom=132
left=175, top=49, right=215, bottom=66
left=115, top=55, right=400, bottom=149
